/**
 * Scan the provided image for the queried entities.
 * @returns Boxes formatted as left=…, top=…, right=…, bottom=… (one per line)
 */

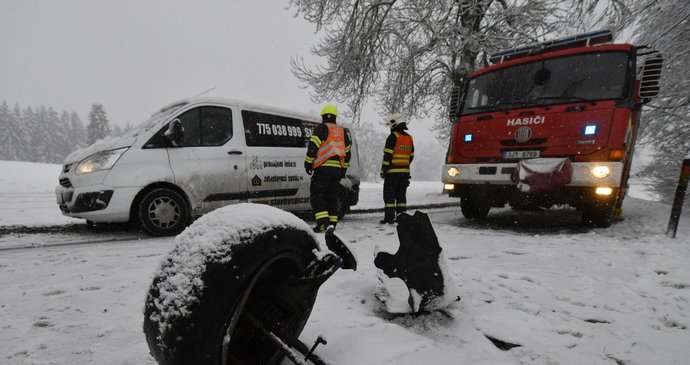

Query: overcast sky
left=0, top=0, right=436, bottom=140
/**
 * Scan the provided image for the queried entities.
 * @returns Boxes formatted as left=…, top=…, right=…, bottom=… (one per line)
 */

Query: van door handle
left=227, top=150, right=243, bottom=155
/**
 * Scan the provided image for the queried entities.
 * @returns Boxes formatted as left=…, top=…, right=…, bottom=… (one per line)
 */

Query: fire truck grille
left=501, top=138, right=547, bottom=146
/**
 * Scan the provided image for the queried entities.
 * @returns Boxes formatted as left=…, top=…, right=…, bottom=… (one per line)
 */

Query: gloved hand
left=305, top=167, right=313, bottom=175
left=380, top=171, right=385, bottom=179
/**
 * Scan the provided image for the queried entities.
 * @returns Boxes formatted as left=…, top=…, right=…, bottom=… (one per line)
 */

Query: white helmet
left=387, top=113, right=407, bottom=129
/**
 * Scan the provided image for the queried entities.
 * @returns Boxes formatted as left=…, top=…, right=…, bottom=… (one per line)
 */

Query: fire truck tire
left=581, top=204, right=615, bottom=228
left=143, top=226, right=319, bottom=365
left=461, top=197, right=490, bottom=219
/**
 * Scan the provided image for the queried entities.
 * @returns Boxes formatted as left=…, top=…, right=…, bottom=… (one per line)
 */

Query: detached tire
left=138, top=188, right=189, bottom=236
left=143, top=207, right=319, bottom=365
left=461, top=197, right=490, bottom=219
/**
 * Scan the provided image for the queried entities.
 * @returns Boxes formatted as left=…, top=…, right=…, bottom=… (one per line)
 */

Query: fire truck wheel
left=143, top=226, right=319, bottom=365
left=581, top=204, right=614, bottom=228
left=461, top=197, right=490, bottom=219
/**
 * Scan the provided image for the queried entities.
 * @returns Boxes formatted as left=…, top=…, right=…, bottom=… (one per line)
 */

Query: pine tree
left=70, top=111, right=86, bottom=148
left=87, top=103, right=111, bottom=145
left=0, top=101, right=12, bottom=160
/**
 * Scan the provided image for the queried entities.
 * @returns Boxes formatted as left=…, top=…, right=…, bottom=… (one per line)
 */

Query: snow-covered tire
left=461, top=197, right=490, bottom=219
left=137, top=188, right=189, bottom=236
left=143, top=204, right=320, bottom=365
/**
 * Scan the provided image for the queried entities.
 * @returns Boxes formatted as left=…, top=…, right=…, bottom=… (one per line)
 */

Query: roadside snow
left=1, top=160, right=688, bottom=364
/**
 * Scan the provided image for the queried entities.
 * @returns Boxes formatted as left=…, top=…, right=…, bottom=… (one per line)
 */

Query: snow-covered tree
left=353, top=122, right=388, bottom=181
left=69, top=111, right=86, bottom=148
left=288, top=0, right=632, bottom=140
left=632, top=0, right=690, bottom=203
left=87, top=103, right=110, bottom=145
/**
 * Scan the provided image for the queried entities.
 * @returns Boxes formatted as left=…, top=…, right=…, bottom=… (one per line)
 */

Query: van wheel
left=143, top=226, right=319, bottom=365
left=138, top=188, right=189, bottom=236
left=461, top=197, right=490, bottom=219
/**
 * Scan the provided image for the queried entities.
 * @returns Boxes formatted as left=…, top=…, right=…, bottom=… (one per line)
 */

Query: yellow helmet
left=320, top=104, right=339, bottom=117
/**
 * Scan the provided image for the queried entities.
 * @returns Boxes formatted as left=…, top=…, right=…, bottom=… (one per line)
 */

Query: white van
left=55, top=97, right=361, bottom=236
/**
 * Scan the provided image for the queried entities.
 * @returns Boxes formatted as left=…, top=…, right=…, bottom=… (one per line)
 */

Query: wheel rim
left=147, top=196, right=180, bottom=229
left=221, top=252, right=305, bottom=365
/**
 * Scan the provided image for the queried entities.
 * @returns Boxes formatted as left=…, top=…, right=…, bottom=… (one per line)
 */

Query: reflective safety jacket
left=381, top=131, right=414, bottom=175
left=305, top=122, right=352, bottom=171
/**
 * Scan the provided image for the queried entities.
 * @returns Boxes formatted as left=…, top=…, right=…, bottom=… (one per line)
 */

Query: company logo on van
left=506, top=115, right=545, bottom=126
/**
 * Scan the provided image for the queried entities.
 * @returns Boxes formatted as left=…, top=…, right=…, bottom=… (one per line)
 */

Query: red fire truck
left=442, top=30, right=663, bottom=227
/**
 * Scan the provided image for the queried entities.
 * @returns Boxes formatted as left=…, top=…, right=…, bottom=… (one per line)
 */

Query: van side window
left=201, top=107, right=233, bottom=145
left=144, top=106, right=233, bottom=148
left=242, top=110, right=318, bottom=148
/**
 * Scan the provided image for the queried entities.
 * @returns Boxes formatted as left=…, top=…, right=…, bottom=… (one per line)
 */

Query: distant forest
left=0, top=101, right=130, bottom=164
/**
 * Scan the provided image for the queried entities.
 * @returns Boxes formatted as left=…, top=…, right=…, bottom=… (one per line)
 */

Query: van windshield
left=462, top=51, right=630, bottom=115
left=124, top=102, right=188, bottom=138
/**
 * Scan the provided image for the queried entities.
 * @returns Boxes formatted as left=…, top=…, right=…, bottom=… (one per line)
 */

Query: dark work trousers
left=383, top=173, right=410, bottom=221
left=310, top=168, right=343, bottom=229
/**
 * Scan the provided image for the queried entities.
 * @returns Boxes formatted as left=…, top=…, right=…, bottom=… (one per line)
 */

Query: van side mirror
left=165, top=119, right=184, bottom=146
left=638, top=52, right=663, bottom=102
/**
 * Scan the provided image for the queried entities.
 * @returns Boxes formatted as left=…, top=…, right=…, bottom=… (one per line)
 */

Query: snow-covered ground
left=1, top=160, right=689, bottom=364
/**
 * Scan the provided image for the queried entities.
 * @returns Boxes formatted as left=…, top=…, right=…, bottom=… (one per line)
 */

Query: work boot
left=379, top=218, right=395, bottom=224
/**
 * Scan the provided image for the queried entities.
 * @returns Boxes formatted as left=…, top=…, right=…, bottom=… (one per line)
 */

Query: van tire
left=137, top=188, right=189, bottom=236
left=143, top=226, right=319, bottom=365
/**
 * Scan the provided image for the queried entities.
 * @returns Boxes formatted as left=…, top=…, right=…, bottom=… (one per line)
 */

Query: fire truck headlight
left=584, top=125, right=597, bottom=135
left=591, top=165, right=611, bottom=179
left=444, top=184, right=455, bottom=191
left=447, top=167, right=460, bottom=177
left=595, top=187, right=613, bottom=196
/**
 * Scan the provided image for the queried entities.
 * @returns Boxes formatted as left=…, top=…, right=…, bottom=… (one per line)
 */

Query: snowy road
left=2, top=198, right=690, bottom=365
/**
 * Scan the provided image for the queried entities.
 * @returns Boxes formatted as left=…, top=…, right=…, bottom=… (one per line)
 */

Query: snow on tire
left=143, top=203, right=321, bottom=365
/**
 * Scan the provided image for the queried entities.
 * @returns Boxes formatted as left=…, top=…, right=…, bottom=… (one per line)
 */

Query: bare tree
left=633, top=0, right=690, bottom=202
left=289, top=0, right=631, bottom=140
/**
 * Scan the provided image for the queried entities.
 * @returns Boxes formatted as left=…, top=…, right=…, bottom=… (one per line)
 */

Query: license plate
left=503, top=150, right=540, bottom=159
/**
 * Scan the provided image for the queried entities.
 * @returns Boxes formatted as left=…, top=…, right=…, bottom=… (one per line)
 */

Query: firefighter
left=380, top=113, right=414, bottom=224
left=305, top=104, right=351, bottom=233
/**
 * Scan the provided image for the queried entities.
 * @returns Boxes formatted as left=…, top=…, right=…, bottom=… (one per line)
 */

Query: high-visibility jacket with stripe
left=305, top=122, right=351, bottom=171
left=381, top=131, right=414, bottom=175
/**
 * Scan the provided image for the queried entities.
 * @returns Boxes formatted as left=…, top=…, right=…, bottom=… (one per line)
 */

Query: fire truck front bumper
left=442, top=161, right=624, bottom=188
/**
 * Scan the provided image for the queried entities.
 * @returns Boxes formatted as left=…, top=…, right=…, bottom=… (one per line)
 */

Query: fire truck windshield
left=462, top=51, right=630, bottom=115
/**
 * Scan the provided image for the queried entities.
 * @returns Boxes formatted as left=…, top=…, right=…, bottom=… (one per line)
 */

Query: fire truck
left=442, top=30, right=663, bottom=227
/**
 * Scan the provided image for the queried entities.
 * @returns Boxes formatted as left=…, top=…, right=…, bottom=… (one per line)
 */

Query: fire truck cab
left=442, top=30, right=663, bottom=227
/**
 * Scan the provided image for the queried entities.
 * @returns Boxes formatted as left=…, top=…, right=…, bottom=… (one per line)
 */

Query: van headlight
left=591, top=165, right=611, bottom=179
left=447, top=167, right=460, bottom=177
left=76, top=147, right=129, bottom=175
